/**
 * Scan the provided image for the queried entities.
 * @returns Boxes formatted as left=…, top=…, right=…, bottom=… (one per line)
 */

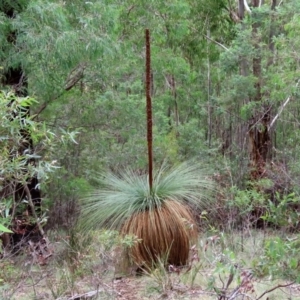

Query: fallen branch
left=256, top=282, right=295, bottom=300
left=56, top=290, right=102, bottom=300
left=55, top=286, right=121, bottom=300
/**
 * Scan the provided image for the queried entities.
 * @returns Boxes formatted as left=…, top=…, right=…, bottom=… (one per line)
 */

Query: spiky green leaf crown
left=80, top=161, right=215, bottom=231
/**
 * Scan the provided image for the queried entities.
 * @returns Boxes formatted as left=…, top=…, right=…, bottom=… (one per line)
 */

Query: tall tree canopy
left=1, top=0, right=300, bottom=228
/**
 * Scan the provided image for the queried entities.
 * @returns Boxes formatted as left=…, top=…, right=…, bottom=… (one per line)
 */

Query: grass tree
left=80, top=30, right=214, bottom=268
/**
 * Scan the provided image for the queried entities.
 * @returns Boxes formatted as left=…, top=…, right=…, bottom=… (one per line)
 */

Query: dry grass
left=121, top=200, right=198, bottom=267
left=2, top=229, right=300, bottom=300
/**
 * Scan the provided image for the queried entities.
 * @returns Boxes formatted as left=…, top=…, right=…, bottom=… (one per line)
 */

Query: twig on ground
left=256, top=282, right=295, bottom=300
left=55, top=283, right=122, bottom=300
left=56, top=289, right=103, bottom=300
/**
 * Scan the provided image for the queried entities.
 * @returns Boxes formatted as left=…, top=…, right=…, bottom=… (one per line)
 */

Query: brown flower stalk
left=145, top=29, right=153, bottom=190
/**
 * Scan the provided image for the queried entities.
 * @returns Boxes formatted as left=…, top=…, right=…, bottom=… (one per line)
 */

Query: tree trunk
left=165, top=74, right=179, bottom=130
left=207, top=29, right=212, bottom=148
left=248, top=0, right=272, bottom=180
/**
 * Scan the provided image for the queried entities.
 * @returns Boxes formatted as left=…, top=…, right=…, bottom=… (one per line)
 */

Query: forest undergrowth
left=1, top=227, right=300, bottom=300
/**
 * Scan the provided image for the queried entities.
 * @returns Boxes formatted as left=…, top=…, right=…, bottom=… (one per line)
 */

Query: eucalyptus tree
left=0, top=0, right=119, bottom=230
left=215, top=0, right=300, bottom=188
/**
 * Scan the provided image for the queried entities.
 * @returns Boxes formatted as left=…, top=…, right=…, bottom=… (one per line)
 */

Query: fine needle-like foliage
left=80, top=162, right=214, bottom=266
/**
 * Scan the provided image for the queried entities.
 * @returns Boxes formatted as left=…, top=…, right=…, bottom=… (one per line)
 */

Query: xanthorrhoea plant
left=80, top=30, right=214, bottom=267
left=80, top=162, right=214, bottom=266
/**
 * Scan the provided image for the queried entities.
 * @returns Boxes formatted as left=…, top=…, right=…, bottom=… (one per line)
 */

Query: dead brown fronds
left=121, top=200, right=198, bottom=268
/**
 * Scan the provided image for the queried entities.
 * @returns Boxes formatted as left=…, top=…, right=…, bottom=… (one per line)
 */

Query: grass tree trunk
left=1, top=2, right=43, bottom=249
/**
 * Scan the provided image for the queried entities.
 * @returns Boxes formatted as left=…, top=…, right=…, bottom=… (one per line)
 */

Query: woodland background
left=0, top=0, right=299, bottom=228
left=1, top=0, right=300, bottom=231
